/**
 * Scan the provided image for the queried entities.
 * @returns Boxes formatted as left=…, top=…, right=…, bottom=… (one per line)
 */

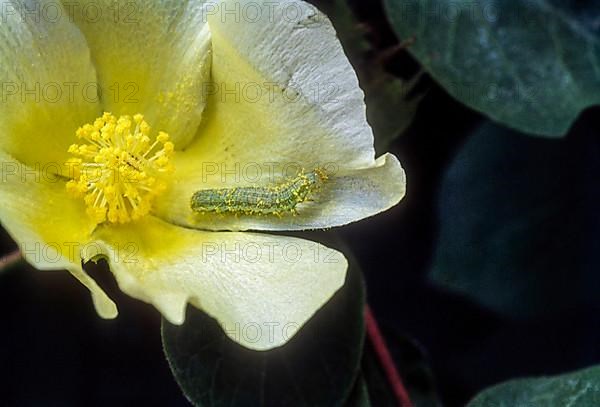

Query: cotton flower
left=0, top=0, right=405, bottom=350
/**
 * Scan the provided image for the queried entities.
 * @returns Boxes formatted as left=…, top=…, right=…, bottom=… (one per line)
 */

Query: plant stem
left=365, top=304, right=414, bottom=407
left=0, top=250, right=22, bottom=274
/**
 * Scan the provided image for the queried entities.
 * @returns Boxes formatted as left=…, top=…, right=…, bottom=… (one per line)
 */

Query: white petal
left=65, top=0, right=212, bottom=146
left=69, top=266, right=118, bottom=319
left=153, top=0, right=406, bottom=230
left=0, top=150, right=116, bottom=317
left=189, top=0, right=375, bottom=165
left=0, top=0, right=101, bottom=166
left=90, top=216, right=348, bottom=350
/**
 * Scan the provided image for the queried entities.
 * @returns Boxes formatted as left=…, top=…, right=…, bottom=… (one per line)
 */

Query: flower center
left=66, top=112, right=174, bottom=224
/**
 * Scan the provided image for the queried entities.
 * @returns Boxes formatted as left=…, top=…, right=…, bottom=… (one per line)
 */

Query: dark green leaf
left=467, top=364, right=600, bottom=406
left=344, top=376, right=371, bottom=407
left=162, top=234, right=365, bottom=407
left=430, top=120, right=600, bottom=318
left=383, top=0, right=600, bottom=137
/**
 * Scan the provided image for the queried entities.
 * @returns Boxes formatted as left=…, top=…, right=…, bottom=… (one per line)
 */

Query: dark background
left=1, top=0, right=599, bottom=406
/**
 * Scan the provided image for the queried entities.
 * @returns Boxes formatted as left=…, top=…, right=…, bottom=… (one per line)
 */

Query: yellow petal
left=152, top=0, right=406, bottom=230
left=90, top=216, right=347, bottom=350
left=69, top=266, right=118, bottom=319
left=66, top=0, right=212, bottom=147
left=0, top=150, right=116, bottom=317
left=0, top=0, right=101, bottom=167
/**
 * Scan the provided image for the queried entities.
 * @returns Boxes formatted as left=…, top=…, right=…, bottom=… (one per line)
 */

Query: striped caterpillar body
left=191, top=168, right=327, bottom=216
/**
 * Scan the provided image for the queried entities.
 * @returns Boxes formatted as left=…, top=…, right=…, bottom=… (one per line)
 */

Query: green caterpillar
left=191, top=168, right=327, bottom=216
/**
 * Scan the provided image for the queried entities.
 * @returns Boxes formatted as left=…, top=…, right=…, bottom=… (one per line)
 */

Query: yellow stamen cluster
left=66, top=113, right=174, bottom=224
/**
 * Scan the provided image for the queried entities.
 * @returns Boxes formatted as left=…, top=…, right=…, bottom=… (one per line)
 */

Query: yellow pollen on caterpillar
left=66, top=112, right=174, bottom=225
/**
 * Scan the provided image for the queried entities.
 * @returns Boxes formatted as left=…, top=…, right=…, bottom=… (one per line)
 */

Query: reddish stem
left=365, top=304, right=414, bottom=407
left=0, top=250, right=22, bottom=273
